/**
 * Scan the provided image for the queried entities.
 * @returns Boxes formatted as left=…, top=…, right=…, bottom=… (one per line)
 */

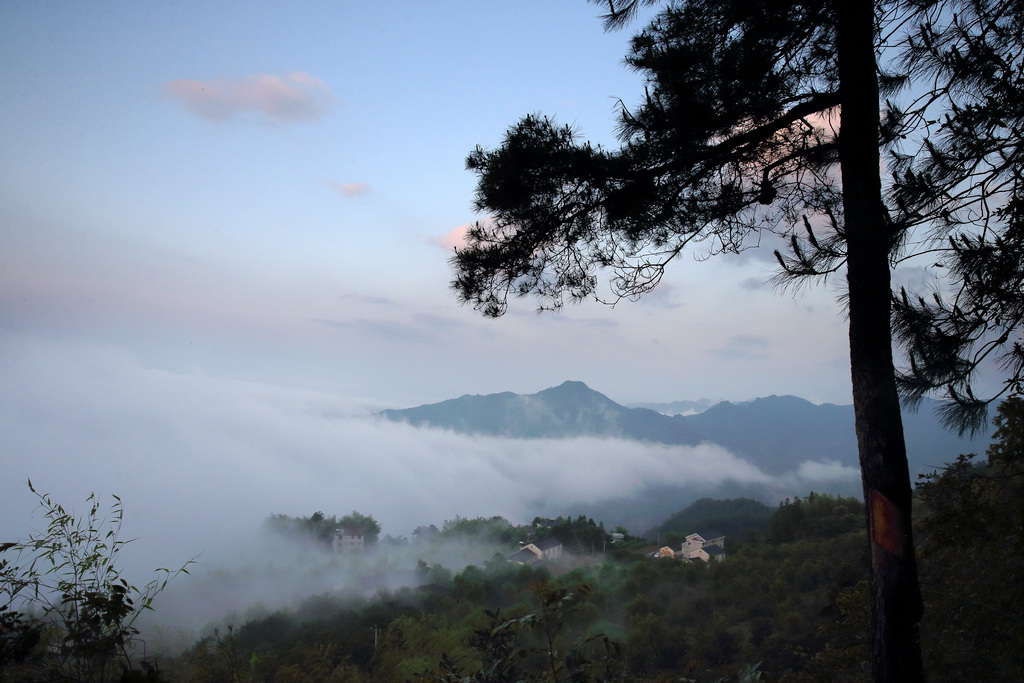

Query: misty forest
left=3, top=0, right=1024, bottom=682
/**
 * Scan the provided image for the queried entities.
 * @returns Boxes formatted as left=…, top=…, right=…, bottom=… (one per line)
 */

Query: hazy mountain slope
left=685, top=396, right=856, bottom=476
left=900, top=405, right=988, bottom=475
left=683, top=394, right=989, bottom=478
left=380, top=382, right=989, bottom=480
left=627, top=398, right=716, bottom=415
left=380, top=380, right=704, bottom=444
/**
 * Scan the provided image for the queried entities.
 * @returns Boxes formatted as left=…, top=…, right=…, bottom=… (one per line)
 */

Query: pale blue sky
left=2, top=0, right=857, bottom=409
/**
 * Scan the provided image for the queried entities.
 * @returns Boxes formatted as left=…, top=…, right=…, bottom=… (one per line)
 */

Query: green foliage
left=412, top=525, right=440, bottom=544
left=165, top=625, right=266, bottom=683
left=914, top=397, right=1024, bottom=681
left=413, top=583, right=625, bottom=683
left=0, top=482, right=191, bottom=683
left=435, top=516, right=525, bottom=545
left=652, top=498, right=773, bottom=545
left=785, top=580, right=871, bottom=683
left=764, top=493, right=864, bottom=544
left=376, top=613, right=481, bottom=681
left=534, top=516, right=610, bottom=555
left=152, top=492, right=889, bottom=681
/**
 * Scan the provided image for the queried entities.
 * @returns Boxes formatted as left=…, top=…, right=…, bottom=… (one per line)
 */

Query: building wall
left=332, top=533, right=364, bottom=553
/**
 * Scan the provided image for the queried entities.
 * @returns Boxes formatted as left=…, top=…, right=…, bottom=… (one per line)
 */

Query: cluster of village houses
left=652, top=531, right=726, bottom=562
left=505, top=530, right=726, bottom=566
left=329, top=525, right=725, bottom=565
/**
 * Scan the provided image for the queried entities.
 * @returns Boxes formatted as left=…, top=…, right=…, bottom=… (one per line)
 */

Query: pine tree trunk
left=834, top=1, right=925, bottom=681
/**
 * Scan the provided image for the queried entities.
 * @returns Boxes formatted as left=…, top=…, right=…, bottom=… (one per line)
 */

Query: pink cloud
left=432, top=223, right=471, bottom=251
left=329, top=181, right=370, bottom=197
left=164, top=71, right=335, bottom=123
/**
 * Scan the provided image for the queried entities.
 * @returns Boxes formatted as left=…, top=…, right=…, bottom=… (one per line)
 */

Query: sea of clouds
left=0, top=332, right=860, bottom=631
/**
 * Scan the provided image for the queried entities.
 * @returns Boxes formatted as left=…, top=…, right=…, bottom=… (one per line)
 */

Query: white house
left=332, top=527, right=364, bottom=553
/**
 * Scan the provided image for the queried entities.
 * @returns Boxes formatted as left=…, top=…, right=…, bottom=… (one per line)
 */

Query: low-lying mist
left=145, top=525, right=514, bottom=634
left=1, top=334, right=860, bottom=631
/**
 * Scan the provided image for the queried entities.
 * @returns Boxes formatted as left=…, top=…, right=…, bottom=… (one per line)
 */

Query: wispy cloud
left=310, top=317, right=435, bottom=343
left=740, top=276, right=767, bottom=290
left=412, top=312, right=467, bottom=331
left=574, top=317, right=620, bottom=329
left=340, top=293, right=396, bottom=306
left=0, top=335, right=769, bottom=545
left=787, top=460, right=860, bottom=483
left=164, top=71, right=335, bottom=124
left=635, top=281, right=682, bottom=309
left=712, top=334, right=772, bottom=359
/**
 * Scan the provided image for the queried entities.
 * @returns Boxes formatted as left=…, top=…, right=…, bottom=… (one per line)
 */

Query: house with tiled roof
left=533, top=536, right=563, bottom=560
left=507, top=536, right=564, bottom=565
left=507, top=546, right=542, bottom=565
left=683, top=531, right=725, bottom=562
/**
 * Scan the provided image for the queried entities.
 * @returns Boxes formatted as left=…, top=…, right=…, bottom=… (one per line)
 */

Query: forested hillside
left=649, top=497, right=774, bottom=546
left=146, top=476, right=1013, bottom=683
left=156, top=495, right=873, bottom=682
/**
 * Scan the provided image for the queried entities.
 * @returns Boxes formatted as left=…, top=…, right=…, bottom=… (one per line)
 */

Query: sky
left=0, top=0, right=858, bottom=409
left=0, top=1, right=878, bottom=588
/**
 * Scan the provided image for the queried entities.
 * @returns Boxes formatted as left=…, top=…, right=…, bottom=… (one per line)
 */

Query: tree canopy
left=886, top=1, right=1024, bottom=432
left=266, top=510, right=382, bottom=547
left=914, top=397, right=1024, bottom=680
left=457, top=0, right=843, bottom=316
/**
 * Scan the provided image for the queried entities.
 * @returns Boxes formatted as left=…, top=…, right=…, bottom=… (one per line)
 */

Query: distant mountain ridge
left=380, top=381, right=704, bottom=444
left=626, top=398, right=717, bottom=415
left=380, top=381, right=989, bottom=478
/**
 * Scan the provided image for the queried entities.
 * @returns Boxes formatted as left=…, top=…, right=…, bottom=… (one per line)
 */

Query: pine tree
left=451, top=1, right=1021, bottom=679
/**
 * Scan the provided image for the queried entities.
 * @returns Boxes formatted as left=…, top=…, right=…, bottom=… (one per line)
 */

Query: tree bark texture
left=835, top=1, right=925, bottom=681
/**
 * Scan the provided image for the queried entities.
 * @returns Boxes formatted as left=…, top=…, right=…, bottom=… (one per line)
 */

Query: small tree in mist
left=338, top=512, right=381, bottom=547
left=265, top=511, right=382, bottom=547
left=0, top=481, right=192, bottom=683
left=413, top=583, right=624, bottom=683
left=437, top=516, right=524, bottom=545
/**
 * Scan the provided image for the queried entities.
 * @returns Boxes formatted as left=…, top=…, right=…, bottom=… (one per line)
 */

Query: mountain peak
left=551, top=380, right=591, bottom=391
left=536, top=380, right=601, bottom=399
left=381, top=381, right=701, bottom=443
